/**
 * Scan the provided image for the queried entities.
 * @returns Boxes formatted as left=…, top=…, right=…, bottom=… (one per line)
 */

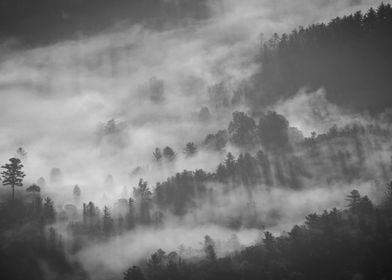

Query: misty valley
left=1, top=1, right=392, bottom=280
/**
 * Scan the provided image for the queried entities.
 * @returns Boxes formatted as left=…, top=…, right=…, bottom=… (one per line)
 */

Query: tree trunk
left=12, top=184, right=15, bottom=201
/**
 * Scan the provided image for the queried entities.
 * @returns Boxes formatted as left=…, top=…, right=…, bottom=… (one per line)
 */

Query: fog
left=1, top=0, right=391, bottom=279
left=1, top=0, right=387, bottom=190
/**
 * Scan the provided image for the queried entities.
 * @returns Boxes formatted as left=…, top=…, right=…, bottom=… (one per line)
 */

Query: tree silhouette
left=133, top=179, right=152, bottom=224
left=124, top=266, right=145, bottom=280
left=228, top=111, right=257, bottom=147
left=250, top=4, right=392, bottom=114
left=102, top=206, right=114, bottom=237
left=43, top=197, right=56, bottom=224
left=1, top=157, right=26, bottom=201
left=73, top=184, right=81, bottom=203
left=153, top=148, right=163, bottom=162
left=184, top=142, right=197, bottom=157
left=26, top=184, right=40, bottom=194
left=258, top=111, right=290, bottom=151
left=163, top=146, right=176, bottom=162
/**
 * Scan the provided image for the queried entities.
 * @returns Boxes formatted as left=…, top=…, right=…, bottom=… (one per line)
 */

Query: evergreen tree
left=346, top=189, right=362, bottom=212
left=153, top=148, right=162, bottom=162
left=127, top=197, right=136, bottom=229
left=102, top=206, right=114, bottom=237
left=26, top=184, right=40, bottom=194
left=184, top=142, right=197, bottom=157
left=133, top=179, right=152, bottom=225
left=1, top=157, right=26, bottom=201
left=43, top=197, right=56, bottom=224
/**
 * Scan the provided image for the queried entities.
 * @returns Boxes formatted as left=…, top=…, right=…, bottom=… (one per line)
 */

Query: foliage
left=246, top=3, right=392, bottom=114
left=124, top=190, right=392, bottom=280
left=1, top=158, right=26, bottom=201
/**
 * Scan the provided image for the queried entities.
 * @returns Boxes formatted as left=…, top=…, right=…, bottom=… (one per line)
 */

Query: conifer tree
left=1, top=157, right=26, bottom=201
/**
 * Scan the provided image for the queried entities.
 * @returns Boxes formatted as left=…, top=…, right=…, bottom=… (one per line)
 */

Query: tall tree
left=43, top=197, right=56, bottom=224
left=133, top=179, right=152, bottom=224
left=1, top=157, right=26, bottom=201
left=102, top=206, right=114, bottom=237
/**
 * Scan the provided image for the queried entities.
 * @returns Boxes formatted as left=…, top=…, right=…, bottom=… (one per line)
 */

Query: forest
left=243, top=3, right=392, bottom=114
left=1, top=1, right=392, bottom=280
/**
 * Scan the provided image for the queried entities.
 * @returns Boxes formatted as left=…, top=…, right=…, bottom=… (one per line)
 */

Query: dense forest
left=123, top=187, right=392, bottom=280
left=241, top=3, right=392, bottom=114
left=1, top=2, right=392, bottom=280
left=1, top=154, right=392, bottom=279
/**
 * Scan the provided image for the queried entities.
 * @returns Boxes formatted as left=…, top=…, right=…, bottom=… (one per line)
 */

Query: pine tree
left=127, top=197, right=136, bottom=229
left=346, top=190, right=362, bottom=212
left=43, top=197, right=56, bottom=224
left=1, top=157, right=26, bottom=201
left=184, top=142, right=197, bottom=157
left=102, top=206, right=114, bottom=237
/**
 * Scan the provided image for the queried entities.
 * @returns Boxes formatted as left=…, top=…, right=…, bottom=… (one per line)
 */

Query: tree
left=225, top=152, right=236, bottom=179
left=126, top=197, right=136, bottom=229
left=184, top=142, right=197, bottom=157
left=102, top=206, right=114, bottom=237
left=204, top=235, right=217, bottom=261
left=228, top=111, right=257, bottom=147
left=203, top=130, right=228, bottom=151
left=216, top=164, right=227, bottom=183
left=346, top=190, right=362, bottom=212
left=43, top=197, right=56, bottom=224
left=153, top=148, right=162, bottom=162
left=147, top=249, right=166, bottom=280
left=133, top=179, right=152, bottom=224
left=163, top=146, right=176, bottom=162
left=1, top=157, right=26, bottom=201
left=73, top=185, right=81, bottom=203
left=124, top=266, right=145, bottom=280
left=26, top=184, right=40, bottom=194
left=256, top=150, right=273, bottom=186
left=258, top=111, right=290, bottom=151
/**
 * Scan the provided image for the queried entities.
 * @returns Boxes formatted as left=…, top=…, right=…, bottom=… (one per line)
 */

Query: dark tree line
left=0, top=158, right=86, bottom=280
left=122, top=187, right=392, bottom=280
left=242, top=3, right=392, bottom=114
left=71, top=116, right=387, bottom=237
left=204, top=111, right=291, bottom=152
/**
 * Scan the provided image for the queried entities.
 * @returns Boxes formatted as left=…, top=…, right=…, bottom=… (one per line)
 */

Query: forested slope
left=242, top=3, right=392, bottom=114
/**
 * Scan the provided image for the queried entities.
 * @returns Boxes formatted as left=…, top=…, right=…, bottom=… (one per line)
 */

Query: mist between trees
left=1, top=1, right=392, bottom=280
